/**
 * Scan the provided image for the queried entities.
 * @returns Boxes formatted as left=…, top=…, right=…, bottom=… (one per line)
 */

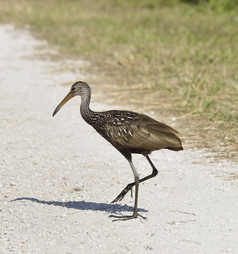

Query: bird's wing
left=139, top=114, right=179, bottom=135
left=105, top=114, right=182, bottom=151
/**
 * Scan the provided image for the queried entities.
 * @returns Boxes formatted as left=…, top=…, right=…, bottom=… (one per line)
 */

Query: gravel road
left=1, top=24, right=238, bottom=254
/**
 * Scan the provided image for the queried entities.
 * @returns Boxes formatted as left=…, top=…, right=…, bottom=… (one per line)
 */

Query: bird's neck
left=80, top=92, right=96, bottom=123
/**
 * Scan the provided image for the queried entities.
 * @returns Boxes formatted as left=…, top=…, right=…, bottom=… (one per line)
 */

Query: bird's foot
left=109, top=212, right=147, bottom=222
left=111, top=184, right=133, bottom=203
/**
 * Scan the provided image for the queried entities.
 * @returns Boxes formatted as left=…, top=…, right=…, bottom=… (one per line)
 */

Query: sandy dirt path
left=0, top=24, right=238, bottom=254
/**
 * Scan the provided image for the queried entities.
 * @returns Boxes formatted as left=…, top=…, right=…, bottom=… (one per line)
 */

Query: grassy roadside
left=0, top=0, right=237, bottom=160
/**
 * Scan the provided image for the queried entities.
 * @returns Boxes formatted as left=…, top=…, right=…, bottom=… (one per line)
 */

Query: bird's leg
left=111, top=155, right=158, bottom=203
left=109, top=159, right=146, bottom=221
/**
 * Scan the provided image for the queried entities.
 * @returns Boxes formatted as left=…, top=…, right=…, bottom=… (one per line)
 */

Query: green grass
left=0, top=0, right=237, bottom=149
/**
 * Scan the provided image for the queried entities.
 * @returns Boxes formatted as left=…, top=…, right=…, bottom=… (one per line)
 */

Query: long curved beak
left=52, top=92, right=74, bottom=117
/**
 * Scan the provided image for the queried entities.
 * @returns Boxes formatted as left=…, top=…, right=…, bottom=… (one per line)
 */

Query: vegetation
left=0, top=0, right=237, bottom=158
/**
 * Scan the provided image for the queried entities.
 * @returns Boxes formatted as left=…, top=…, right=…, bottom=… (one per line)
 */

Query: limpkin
left=53, top=81, right=183, bottom=221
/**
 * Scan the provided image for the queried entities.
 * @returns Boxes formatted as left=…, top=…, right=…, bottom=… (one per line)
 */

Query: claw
left=111, top=184, right=134, bottom=203
left=130, top=188, right=133, bottom=198
left=109, top=213, right=147, bottom=222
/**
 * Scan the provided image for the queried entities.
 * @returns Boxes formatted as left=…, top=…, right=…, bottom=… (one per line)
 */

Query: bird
left=53, top=81, right=183, bottom=221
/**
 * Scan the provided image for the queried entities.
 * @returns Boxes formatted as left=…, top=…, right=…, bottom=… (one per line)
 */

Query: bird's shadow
left=11, top=197, right=148, bottom=214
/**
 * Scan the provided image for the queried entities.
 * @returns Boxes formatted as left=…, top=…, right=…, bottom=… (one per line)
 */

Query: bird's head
left=52, top=81, right=90, bottom=117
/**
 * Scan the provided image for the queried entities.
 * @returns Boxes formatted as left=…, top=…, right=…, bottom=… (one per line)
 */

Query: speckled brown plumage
left=53, top=81, right=183, bottom=221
